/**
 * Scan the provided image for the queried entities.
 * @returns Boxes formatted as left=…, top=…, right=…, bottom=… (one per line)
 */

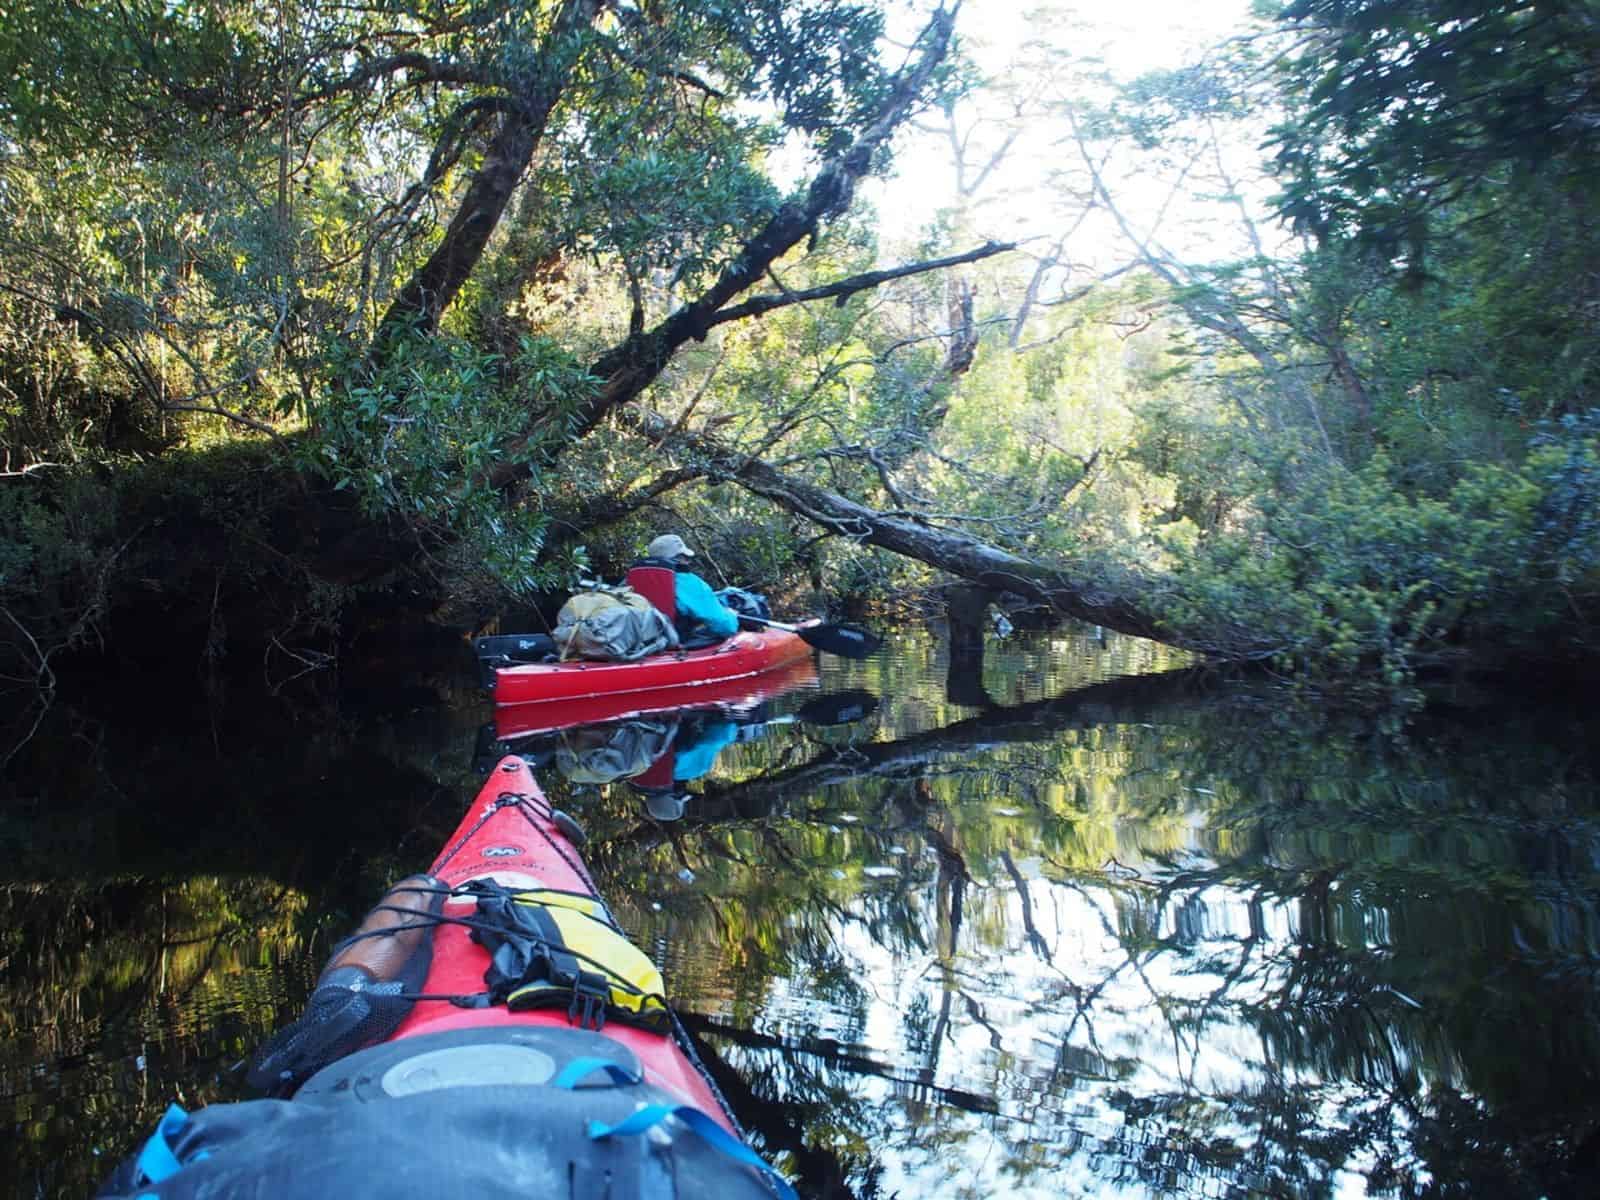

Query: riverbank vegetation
left=4, top=0, right=1599, bottom=701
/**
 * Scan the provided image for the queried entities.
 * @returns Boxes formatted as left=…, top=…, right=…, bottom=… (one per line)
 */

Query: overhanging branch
left=293, top=53, right=495, bottom=110
left=564, top=8, right=960, bottom=441
left=703, top=241, right=1014, bottom=329
left=486, top=7, right=960, bottom=495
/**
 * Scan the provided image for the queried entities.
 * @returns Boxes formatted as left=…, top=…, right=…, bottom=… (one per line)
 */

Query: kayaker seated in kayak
left=630, top=533, right=741, bottom=644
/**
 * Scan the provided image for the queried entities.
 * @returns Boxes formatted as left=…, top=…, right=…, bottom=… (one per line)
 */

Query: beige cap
left=643, top=789, right=689, bottom=821
left=646, top=534, right=694, bottom=560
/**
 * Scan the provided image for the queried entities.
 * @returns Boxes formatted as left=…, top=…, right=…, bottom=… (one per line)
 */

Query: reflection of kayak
left=102, top=757, right=793, bottom=1199
left=494, top=654, right=819, bottom=740
left=490, top=625, right=814, bottom=707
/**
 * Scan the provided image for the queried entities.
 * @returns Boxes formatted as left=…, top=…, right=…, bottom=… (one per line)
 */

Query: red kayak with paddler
left=478, top=535, right=878, bottom=708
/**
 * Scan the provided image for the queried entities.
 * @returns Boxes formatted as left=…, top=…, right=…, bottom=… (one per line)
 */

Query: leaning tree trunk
left=375, top=0, right=602, bottom=341
left=486, top=8, right=967, bottom=493
left=616, top=406, right=1281, bottom=659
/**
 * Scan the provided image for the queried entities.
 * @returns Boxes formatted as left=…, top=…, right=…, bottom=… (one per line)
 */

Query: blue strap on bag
left=551, top=1056, right=642, bottom=1089
left=589, top=1103, right=798, bottom=1200
left=133, top=1103, right=212, bottom=1191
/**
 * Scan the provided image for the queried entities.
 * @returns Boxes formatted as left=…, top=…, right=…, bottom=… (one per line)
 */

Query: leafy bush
left=304, top=333, right=598, bottom=597
left=0, top=473, right=121, bottom=677
left=1165, top=431, right=1600, bottom=692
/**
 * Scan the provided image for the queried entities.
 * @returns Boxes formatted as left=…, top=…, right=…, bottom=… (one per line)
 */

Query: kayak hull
left=494, top=654, right=819, bottom=740
left=491, top=626, right=813, bottom=707
left=103, top=757, right=792, bottom=1200
left=387, top=756, right=733, bottom=1129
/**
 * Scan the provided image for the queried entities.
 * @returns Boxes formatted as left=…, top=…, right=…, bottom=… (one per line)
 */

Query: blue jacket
left=672, top=719, right=740, bottom=781
left=675, top=570, right=740, bottom=637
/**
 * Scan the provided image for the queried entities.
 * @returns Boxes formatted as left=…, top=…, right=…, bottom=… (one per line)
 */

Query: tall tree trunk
left=944, top=583, right=997, bottom=706
left=374, top=0, right=601, bottom=341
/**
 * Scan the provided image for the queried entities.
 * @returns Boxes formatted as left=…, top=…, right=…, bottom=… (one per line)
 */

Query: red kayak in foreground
left=100, top=758, right=795, bottom=1199
left=490, top=625, right=813, bottom=707
left=381, top=755, right=732, bottom=1121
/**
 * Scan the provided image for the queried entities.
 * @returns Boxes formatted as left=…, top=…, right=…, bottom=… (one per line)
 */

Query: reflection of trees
left=0, top=878, right=307, bottom=1044
left=1, top=679, right=480, bottom=1197
left=688, top=668, right=1211, bottom=824
left=590, top=675, right=1600, bottom=1198
left=0, top=875, right=315, bottom=1197
left=11, top=637, right=1600, bottom=1197
left=678, top=1011, right=1002, bottom=1200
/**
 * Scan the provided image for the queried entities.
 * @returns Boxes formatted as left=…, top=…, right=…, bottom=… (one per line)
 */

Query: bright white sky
left=872, top=0, right=1268, bottom=260
left=953, top=0, right=1256, bottom=76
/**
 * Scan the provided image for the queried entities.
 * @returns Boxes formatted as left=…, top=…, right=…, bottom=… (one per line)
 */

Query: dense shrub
left=1164, top=432, right=1600, bottom=691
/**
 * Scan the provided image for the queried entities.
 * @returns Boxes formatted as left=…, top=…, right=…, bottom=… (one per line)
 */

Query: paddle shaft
left=740, top=616, right=803, bottom=633
left=740, top=615, right=881, bottom=659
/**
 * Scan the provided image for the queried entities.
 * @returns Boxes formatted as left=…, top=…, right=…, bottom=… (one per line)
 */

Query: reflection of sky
left=755, top=858, right=1415, bottom=1198
left=625, top=627, right=1600, bottom=1197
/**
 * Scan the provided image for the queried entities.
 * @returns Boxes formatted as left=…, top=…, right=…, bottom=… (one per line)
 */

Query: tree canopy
left=1269, top=0, right=1600, bottom=274
left=5, top=0, right=1600, bottom=701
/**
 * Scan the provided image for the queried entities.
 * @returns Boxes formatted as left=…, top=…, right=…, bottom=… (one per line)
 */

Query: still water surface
left=4, top=626, right=1599, bottom=1197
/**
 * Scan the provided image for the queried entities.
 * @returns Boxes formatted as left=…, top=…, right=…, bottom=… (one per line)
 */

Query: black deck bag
left=99, top=1027, right=789, bottom=1200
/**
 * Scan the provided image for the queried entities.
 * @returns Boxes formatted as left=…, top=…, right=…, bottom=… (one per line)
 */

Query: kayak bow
left=380, top=756, right=733, bottom=1119
left=100, top=758, right=795, bottom=1200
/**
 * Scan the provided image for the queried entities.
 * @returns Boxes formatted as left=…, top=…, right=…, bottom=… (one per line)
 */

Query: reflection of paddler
left=666, top=714, right=743, bottom=782
left=551, top=710, right=751, bottom=821
left=628, top=711, right=742, bottom=822
left=555, top=716, right=680, bottom=785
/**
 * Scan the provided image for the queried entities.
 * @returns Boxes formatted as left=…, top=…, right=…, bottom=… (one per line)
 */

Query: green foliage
left=0, top=0, right=933, bottom=627
left=0, top=0, right=275, bottom=151
left=0, top=473, right=121, bottom=670
left=1164, top=436, right=1600, bottom=689
left=0, top=441, right=367, bottom=678
left=1343, top=172, right=1600, bottom=439
left=305, top=333, right=598, bottom=596
left=532, top=104, right=782, bottom=291
left=1011, top=6, right=1600, bottom=697
left=1268, top=0, right=1600, bottom=275
left=10, top=0, right=1600, bottom=700
left=728, top=0, right=894, bottom=154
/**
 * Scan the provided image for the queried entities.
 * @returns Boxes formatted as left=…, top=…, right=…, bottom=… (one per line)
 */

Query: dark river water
left=4, top=625, right=1600, bottom=1198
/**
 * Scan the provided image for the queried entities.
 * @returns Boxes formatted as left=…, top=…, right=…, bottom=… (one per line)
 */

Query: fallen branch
left=1, top=605, right=56, bottom=693
left=1, top=459, right=64, bottom=479
left=618, top=405, right=1280, bottom=656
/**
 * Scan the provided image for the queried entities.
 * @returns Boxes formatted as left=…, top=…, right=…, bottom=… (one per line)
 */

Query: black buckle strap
left=566, top=973, right=611, bottom=1030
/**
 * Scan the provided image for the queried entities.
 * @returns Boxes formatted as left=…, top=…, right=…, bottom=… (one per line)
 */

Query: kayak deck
left=387, top=756, right=734, bottom=1129
left=491, top=625, right=813, bottom=707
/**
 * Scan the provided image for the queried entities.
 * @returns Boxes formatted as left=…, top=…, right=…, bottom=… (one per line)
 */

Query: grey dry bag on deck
left=99, top=1028, right=788, bottom=1200
left=553, top=585, right=679, bottom=661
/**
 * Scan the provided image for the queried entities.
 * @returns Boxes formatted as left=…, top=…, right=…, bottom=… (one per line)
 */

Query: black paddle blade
left=474, top=634, right=557, bottom=662
left=796, top=689, right=879, bottom=726
left=797, top=621, right=882, bottom=659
